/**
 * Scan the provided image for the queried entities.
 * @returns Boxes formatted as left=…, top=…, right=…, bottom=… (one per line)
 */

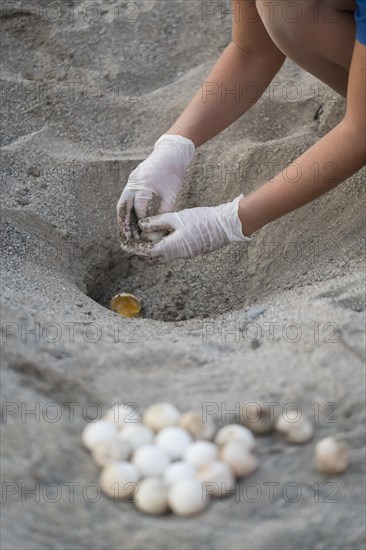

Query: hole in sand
left=80, top=223, right=338, bottom=322
left=86, top=244, right=260, bottom=322
left=81, top=245, right=245, bottom=322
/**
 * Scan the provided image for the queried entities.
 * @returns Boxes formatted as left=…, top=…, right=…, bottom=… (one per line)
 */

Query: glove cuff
left=219, top=195, right=252, bottom=243
left=154, top=134, right=196, bottom=168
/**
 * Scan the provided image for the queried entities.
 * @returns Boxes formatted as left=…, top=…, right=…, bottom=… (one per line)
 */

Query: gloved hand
left=117, top=134, right=196, bottom=243
left=122, top=195, right=252, bottom=263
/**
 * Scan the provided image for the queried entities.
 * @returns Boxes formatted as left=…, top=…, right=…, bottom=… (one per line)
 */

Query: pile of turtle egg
left=82, top=402, right=349, bottom=517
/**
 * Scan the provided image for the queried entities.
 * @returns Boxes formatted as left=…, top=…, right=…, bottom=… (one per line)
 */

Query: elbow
left=339, top=119, right=366, bottom=164
left=231, top=39, right=257, bottom=59
left=231, top=40, right=286, bottom=70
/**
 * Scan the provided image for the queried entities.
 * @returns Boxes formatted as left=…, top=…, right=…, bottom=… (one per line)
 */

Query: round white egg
left=143, top=403, right=181, bottom=432
left=275, top=412, right=313, bottom=443
left=198, top=461, right=236, bottom=497
left=119, top=424, right=154, bottom=450
left=163, top=461, right=197, bottom=487
left=132, top=445, right=171, bottom=477
left=220, top=440, right=257, bottom=478
left=241, top=403, right=274, bottom=434
left=100, top=461, right=141, bottom=500
left=135, top=478, right=169, bottom=515
left=179, top=410, right=216, bottom=440
left=168, top=479, right=208, bottom=517
left=314, top=437, right=350, bottom=474
left=184, top=441, right=219, bottom=468
left=215, top=424, right=256, bottom=450
left=155, top=427, right=192, bottom=459
left=141, top=231, right=166, bottom=243
left=81, top=420, right=118, bottom=451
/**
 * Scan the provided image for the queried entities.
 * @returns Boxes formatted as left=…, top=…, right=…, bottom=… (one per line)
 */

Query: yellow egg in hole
left=110, top=293, right=141, bottom=317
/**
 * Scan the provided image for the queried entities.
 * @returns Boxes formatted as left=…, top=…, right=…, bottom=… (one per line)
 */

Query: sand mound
left=1, top=1, right=365, bottom=548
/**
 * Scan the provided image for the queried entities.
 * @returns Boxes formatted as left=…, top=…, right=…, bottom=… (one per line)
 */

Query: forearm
left=166, top=41, right=285, bottom=148
left=239, top=121, right=366, bottom=235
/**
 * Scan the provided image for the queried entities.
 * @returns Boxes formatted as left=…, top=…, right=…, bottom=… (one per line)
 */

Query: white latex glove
left=122, top=195, right=252, bottom=263
left=117, top=134, right=195, bottom=242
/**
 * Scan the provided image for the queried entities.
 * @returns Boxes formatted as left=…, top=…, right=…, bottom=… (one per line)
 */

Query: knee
left=256, top=0, right=318, bottom=45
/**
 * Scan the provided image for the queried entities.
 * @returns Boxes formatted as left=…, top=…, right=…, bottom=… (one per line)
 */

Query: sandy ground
left=1, top=1, right=365, bottom=549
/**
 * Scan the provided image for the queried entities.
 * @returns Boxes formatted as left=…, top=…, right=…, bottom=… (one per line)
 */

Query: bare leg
left=256, top=0, right=357, bottom=97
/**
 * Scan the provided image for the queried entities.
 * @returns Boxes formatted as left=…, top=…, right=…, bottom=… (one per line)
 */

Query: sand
left=1, top=1, right=365, bottom=548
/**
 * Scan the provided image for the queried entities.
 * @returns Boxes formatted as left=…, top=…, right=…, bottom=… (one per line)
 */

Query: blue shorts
left=355, top=0, right=366, bottom=44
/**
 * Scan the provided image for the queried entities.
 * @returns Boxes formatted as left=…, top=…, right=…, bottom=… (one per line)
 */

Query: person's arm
left=166, top=0, right=285, bottom=147
left=238, top=39, right=366, bottom=235
left=117, top=0, right=285, bottom=242
left=126, top=41, right=365, bottom=264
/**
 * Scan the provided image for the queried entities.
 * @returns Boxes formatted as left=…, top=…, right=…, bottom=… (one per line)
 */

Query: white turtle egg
left=184, top=441, right=219, bottom=468
left=215, top=424, right=256, bottom=450
left=135, top=477, right=169, bottom=515
left=198, top=461, right=236, bottom=497
left=155, top=427, right=192, bottom=459
left=314, top=437, right=350, bottom=474
left=143, top=403, right=181, bottom=432
left=119, top=424, right=154, bottom=450
left=163, top=461, right=197, bottom=487
left=241, top=403, right=274, bottom=434
left=92, top=436, right=132, bottom=467
left=132, top=445, right=171, bottom=477
left=179, top=411, right=216, bottom=440
left=81, top=421, right=118, bottom=451
left=141, top=231, right=166, bottom=243
left=220, top=440, right=258, bottom=478
left=100, top=461, right=141, bottom=500
left=275, top=410, right=313, bottom=443
left=168, top=479, right=208, bottom=517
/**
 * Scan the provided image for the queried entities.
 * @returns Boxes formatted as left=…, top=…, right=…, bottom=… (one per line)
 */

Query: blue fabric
left=355, top=0, right=366, bottom=44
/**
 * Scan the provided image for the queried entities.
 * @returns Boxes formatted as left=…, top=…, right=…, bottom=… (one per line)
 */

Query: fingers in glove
left=130, top=208, right=141, bottom=241
left=141, top=227, right=189, bottom=263
left=117, top=196, right=134, bottom=243
left=146, top=192, right=161, bottom=217
left=138, top=213, right=175, bottom=235
left=120, top=240, right=153, bottom=257
left=146, top=230, right=185, bottom=263
left=134, top=192, right=163, bottom=220
left=123, top=230, right=183, bottom=264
